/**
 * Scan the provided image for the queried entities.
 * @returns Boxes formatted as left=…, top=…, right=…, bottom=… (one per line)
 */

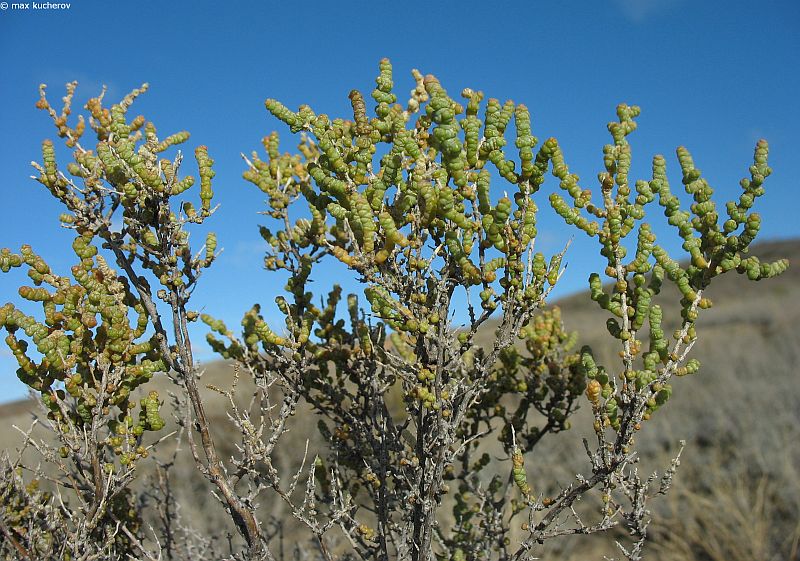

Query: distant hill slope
left=1, top=238, right=797, bottom=559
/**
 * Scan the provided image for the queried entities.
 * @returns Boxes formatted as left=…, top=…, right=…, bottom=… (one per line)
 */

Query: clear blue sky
left=0, top=0, right=797, bottom=403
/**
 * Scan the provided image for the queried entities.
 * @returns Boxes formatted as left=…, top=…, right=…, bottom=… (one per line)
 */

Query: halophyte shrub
left=0, top=60, right=788, bottom=561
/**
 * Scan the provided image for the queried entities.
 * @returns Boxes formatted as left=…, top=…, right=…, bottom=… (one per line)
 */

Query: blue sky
left=0, top=0, right=797, bottom=403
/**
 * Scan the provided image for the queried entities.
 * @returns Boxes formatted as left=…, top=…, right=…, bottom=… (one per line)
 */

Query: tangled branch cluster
left=0, top=60, right=787, bottom=561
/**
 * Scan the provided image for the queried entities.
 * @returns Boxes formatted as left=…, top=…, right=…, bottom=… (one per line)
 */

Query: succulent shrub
left=0, top=82, right=235, bottom=560
left=0, top=60, right=788, bottom=561
left=204, top=59, right=787, bottom=561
